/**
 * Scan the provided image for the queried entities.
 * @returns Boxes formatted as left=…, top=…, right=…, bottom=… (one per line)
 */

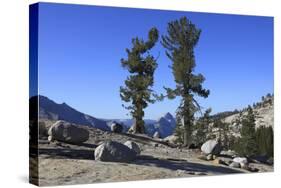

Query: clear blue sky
left=36, top=2, right=273, bottom=119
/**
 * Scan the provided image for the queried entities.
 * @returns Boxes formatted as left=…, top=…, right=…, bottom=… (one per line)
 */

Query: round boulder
left=233, top=157, right=248, bottom=164
left=201, top=139, right=222, bottom=155
left=94, top=141, right=137, bottom=162
left=124, top=141, right=141, bottom=155
left=163, top=134, right=178, bottom=144
left=48, top=120, right=89, bottom=144
left=110, top=122, right=123, bottom=133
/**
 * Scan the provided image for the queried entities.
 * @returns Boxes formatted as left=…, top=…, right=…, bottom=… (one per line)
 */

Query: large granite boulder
left=48, top=120, right=89, bottom=144
left=201, top=139, right=222, bottom=155
left=124, top=141, right=141, bottom=155
left=163, top=134, right=178, bottom=144
left=94, top=141, right=137, bottom=162
left=233, top=157, right=248, bottom=165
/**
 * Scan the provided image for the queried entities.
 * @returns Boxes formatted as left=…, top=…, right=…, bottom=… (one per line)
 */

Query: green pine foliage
left=256, top=126, right=274, bottom=157
left=213, top=119, right=230, bottom=149
left=228, top=134, right=238, bottom=151
left=236, top=106, right=258, bottom=157
left=161, top=17, right=209, bottom=146
left=120, top=27, right=162, bottom=134
left=194, top=108, right=212, bottom=146
left=174, top=122, right=185, bottom=144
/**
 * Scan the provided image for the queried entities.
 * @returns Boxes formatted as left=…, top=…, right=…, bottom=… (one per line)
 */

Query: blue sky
left=36, top=3, right=273, bottom=119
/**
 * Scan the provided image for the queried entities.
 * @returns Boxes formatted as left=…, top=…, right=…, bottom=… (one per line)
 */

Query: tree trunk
left=181, top=116, right=191, bottom=147
left=136, top=117, right=144, bottom=133
left=132, top=118, right=145, bottom=134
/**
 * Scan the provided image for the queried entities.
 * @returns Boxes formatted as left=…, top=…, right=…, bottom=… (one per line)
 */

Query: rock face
left=48, top=120, right=89, bottom=144
left=201, top=140, right=221, bottom=155
left=124, top=141, right=141, bottom=155
left=94, top=141, right=137, bottom=162
left=155, top=113, right=176, bottom=138
left=110, top=122, right=123, bottom=133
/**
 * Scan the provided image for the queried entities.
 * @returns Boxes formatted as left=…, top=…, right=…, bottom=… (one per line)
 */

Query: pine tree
left=194, top=108, right=212, bottom=146
left=120, top=27, right=161, bottom=134
left=228, top=134, right=238, bottom=151
left=222, top=122, right=230, bottom=149
left=213, top=119, right=229, bottom=147
left=161, top=17, right=210, bottom=146
left=256, top=126, right=273, bottom=157
left=237, top=106, right=258, bottom=157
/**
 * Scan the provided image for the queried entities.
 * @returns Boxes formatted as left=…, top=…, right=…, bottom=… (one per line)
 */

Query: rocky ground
left=30, top=122, right=273, bottom=186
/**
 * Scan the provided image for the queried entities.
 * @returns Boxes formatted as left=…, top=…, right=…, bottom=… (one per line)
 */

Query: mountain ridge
left=30, top=95, right=176, bottom=137
left=30, top=95, right=110, bottom=131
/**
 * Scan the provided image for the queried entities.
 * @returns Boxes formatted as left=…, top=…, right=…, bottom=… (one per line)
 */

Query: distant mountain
left=104, top=113, right=176, bottom=138
left=154, top=112, right=176, bottom=138
left=30, top=95, right=110, bottom=131
left=103, top=119, right=158, bottom=134
left=30, top=95, right=177, bottom=138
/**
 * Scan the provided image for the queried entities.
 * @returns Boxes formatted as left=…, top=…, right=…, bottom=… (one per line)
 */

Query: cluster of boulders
left=94, top=140, right=141, bottom=162
left=199, top=139, right=258, bottom=172
left=45, top=120, right=142, bottom=163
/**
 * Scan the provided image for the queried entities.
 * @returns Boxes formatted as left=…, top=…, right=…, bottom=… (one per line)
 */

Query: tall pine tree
left=256, top=126, right=273, bottom=157
left=194, top=108, right=212, bottom=146
left=213, top=119, right=230, bottom=149
left=161, top=17, right=209, bottom=146
left=237, top=106, right=258, bottom=157
left=120, top=27, right=161, bottom=134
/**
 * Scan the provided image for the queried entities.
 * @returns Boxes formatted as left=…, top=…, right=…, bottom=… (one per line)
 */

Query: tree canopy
left=120, top=27, right=161, bottom=133
left=161, top=17, right=210, bottom=146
